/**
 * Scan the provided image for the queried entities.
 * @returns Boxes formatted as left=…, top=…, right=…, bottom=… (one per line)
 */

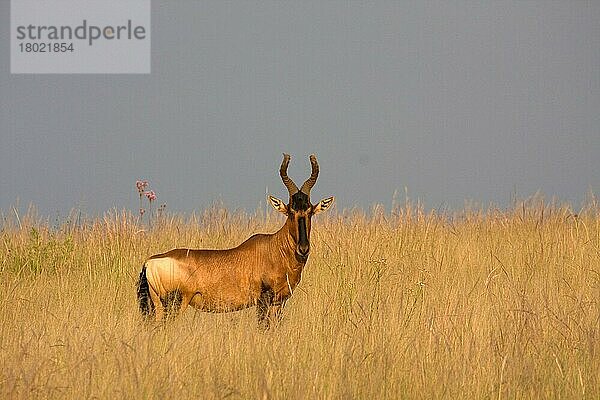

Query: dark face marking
left=295, top=216, right=310, bottom=262
left=290, top=191, right=311, bottom=212
left=297, top=217, right=308, bottom=246
left=286, top=192, right=314, bottom=263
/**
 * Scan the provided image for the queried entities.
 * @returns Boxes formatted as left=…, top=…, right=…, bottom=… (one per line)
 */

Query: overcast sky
left=1, top=1, right=599, bottom=217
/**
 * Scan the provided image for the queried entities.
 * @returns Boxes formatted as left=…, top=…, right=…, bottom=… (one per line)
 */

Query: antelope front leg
left=257, top=285, right=279, bottom=330
left=257, top=303, right=285, bottom=330
left=256, top=295, right=272, bottom=330
left=266, top=301, right=287, bottom=328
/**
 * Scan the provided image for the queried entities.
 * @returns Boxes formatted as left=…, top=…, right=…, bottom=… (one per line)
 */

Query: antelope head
left=269, top=154, right=334, bottom=263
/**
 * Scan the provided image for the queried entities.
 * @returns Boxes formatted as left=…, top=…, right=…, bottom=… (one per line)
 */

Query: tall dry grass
left=0, top=199, right=598, bottom=399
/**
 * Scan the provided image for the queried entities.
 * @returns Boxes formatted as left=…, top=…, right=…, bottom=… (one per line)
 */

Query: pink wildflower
left=145, top=190, right=156, bottom=201
left=136, top=180, right=149, bottom=193
left=139, top=208, right=145, bottom=216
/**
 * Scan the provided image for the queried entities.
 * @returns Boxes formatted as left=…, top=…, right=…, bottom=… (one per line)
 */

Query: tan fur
left=143, top=218, right=308, bottom=326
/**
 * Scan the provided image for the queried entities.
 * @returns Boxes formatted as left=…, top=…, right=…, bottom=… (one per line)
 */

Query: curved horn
left=280, top=153, right=299, bottom=195
left=300, top=154, right=319, bottom=195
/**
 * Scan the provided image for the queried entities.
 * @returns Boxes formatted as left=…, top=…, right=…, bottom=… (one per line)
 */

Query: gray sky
left=2, top=1, right=599, bottom=217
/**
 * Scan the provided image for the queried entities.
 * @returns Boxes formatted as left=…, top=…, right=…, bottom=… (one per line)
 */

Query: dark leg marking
left=161, top=290, right=183, bottom=320
left=257, top=282, right=275, bottom=330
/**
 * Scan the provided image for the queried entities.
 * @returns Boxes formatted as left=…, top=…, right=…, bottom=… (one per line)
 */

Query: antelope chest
left=272, top=267, right=303, bottom=300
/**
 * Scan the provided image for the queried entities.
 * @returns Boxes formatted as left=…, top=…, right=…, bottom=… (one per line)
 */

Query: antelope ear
left=313, top=196, right=334, bottom=214
left=268, top=195, right=288, bottom=214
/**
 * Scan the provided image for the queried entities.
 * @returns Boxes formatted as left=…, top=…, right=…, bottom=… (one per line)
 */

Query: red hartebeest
left=136, top=154, right=334, bottom=328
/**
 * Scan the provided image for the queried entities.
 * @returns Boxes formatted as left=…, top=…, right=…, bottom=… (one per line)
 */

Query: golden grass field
left=1, top=199, right=599, bottom=399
